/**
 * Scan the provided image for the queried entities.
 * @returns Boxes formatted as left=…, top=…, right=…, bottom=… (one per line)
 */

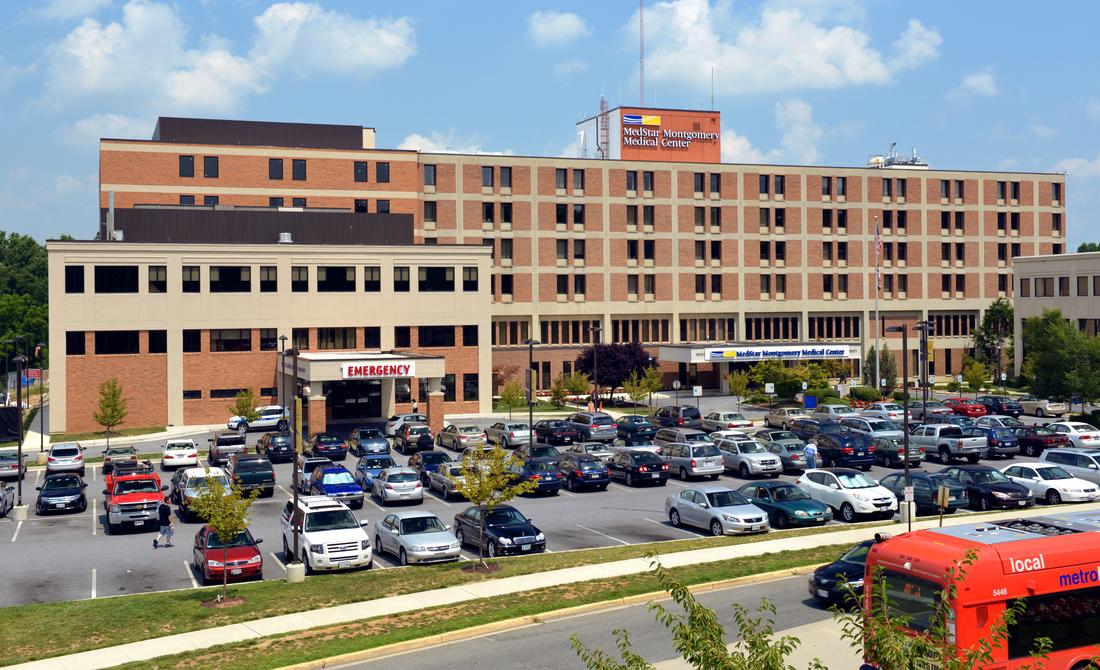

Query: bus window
left=1008, top=584, right=1100, bottom=659
left=880, top=570, right=942, bottom=632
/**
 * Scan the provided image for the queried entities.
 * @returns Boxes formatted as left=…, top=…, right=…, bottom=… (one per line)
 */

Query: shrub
left=946, top=381, right=961, bottom=392
left=849, top=386, right=882, bottom=402
left=747, top=391, right=770, bottom=405
left=1067, top=414, right=1097, bottom=427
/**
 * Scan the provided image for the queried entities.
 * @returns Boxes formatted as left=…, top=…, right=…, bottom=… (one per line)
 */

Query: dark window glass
left=210, top=329, right=252, bottom=352
left=292, top=266, right=308, bottom=292
left=376, top=162, right=390, bottom=183
left=501, top=201, right=512, bottom=223
left=394, top=326, right=411, bottom=348
left=269, top=158, right=283, bottom=180
left=555, top=203, right=567, bottom=225
left=203, top=156, right=218, bottom=178
left=501, top=166, right=512, bottom=188
left=260, top=328, right=277, bottom=351
left=317, top=266, right=355, bottom=292
left=148, top=330, right=167, bottom=354
left=574, top=274, right=586, bottom=295
left=418, top=326, right=455, bottom=347
left=462, top=325, right=478, bottom=346
left=292, top=197, right=306, bottom=208
left=463, top=373, right=479, bottom=402
left=209, top=266, right=251, bottom=293
left=94, top=331, right=139, bottom=355
left=292, top=327, right=309, bottom=350
left=463, top=267, right=478, bottom=291
left=363, top=327, right=381, bottom=348
left=759, top=175, right=770, bottom=195
left=573, top=204, right=585, bottom=225
left=573, top=169, right=585, bottom=190
left=377, top=199, right=390, bottom=213
left=482, top=202, right=495, bottom=223
left=775, top=175, right=786, bottom=195
left=555, top=168, right=566, bottom=189
left=424, top=164, right=436, bottom=186
left=395, top=378, right=412, bottom=403
left=210, top=389, right=245, bottom=399
left=269, top=197, right=284, bottom=207
left=292, top=159, right=306, bottom=181
left=94, top=266, right=139, bottom=293
left=354, top=161, right=368, bottom=182
left=179, top=155, right=194, bottom=177
left=148, top=265, right=167, bottom=293
left=626, top=171, right=638, bottom=191
left=203, top=195, right=219, bottom=206
left=182, top=266, right=200, bottom=293
left=363, top=266, right=381, bottom=292
left=394, top=266, right=410, bottom=292
left=500, top=274, right=513, bottom=295
left=318, top=327, right=356, bottom=350
left=443, top=373, right=456, bottom=402
left=183, top=329, right=201, bottom=353
left=418, top=266, right=455, bottom=292
left=355, top=199, right=369, bottom=213
left=260, top=266, right=276, bottom=292
left=65, top=266, right=84, bottom=293
left=424, top=201, right=437, bottom=222
left=183, top=390, right=201, bottom=400
left=66, top=331, right=85, bottom=355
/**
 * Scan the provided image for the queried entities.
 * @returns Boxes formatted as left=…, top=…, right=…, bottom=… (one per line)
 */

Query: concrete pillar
left=380, top=378, right=396, bottom=419
left=425, top=377, right=444, bottom=436
left=307, top=396, right=326, bottom=434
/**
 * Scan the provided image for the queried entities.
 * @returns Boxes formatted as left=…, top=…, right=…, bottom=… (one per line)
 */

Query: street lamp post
left=278, top=335, right=288, bottom=414
left=886, top=325, right=912, bottom=531
left=647, top=356, right=655, bottom=414
left=589, top=324, right=601, bottom=408
left=36, top=343, right=46, bottom=453
left=524, top=339, right=540, bottom=451
left=12, top=353, right=27, bottom=506
left=286, top=348, right=302, bottom=563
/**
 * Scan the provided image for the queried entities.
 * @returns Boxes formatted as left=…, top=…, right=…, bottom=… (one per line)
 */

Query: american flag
left=875, top=225, right=882, bottom=290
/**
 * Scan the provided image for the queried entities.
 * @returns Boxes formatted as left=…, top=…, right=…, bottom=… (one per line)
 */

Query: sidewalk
left=12, top=501, right=1099, bottom=670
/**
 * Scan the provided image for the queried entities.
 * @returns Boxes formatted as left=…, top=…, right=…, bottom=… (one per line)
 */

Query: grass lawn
left=50, top=425, right=167, bottom=443
left=491, top=400, right=573, bottom=414
left=1, top=522, right=881, bottom=665
left=110, top=544, right=848, bottom=670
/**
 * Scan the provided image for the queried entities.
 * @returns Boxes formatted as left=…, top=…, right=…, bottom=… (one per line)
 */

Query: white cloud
left=54, top=113, right=151, bottom=146
left=764, top=0, right=867, bottom=23
left=624, top=0, right=939, bottom=95
left=720, top=129, right=773, bottom=163
left=527, top=10, right=590, bottom=47
left=720, top=96, right=822, bottom=164
left=1054, top=154, right=1100, bottom=178
left=554, top=59, right=587, bottom=77
left=33, top=0, right=111, bottom=20
left=949, top=69, right=997, bottom=100
left=0, top=57, right=33, bottom=92
left=1029, top=123, right=1057, bottom=140
left=1087, top=99, right=1100, bottom=122
left=558, top=139, right=579, bottom=158
left=397, top=129, right=512, bottom=155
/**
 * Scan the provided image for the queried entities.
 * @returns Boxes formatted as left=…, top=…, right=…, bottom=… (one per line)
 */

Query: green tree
left=188, top=472, right=261, bottom=601
left=749, top=359, right=789, bottom=386
left=1022, top=309, right=1100, bottom=401
left=565, top=371, right=592, bottom=396
left=229, top=388, right=260, bottom=423
left=726, top=370, right=749, bottom=412
left=575, top=342, right=652, bottom=401
left=962, top=357, right=990, bottom=395
left=0, top=232, right=48, bottom=305
left=972, top=297, right=1014, bottom=370
left=1078, top=242, right=1100, bottom=253
left=862, top=346, right=878, bottom=387
left=498, top=379, right=526, bottom=419
left=623, top=370, right=649, bottom=408
left=549, top=375, right=568, bottom=408
left=92, top=377, right=127, bottom=449
left=449, top=445, right=537, bottom=567
left=879, top=344, right=898, bottom=390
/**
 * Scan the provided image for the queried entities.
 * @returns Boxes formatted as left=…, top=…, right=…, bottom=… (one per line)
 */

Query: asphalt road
left=335, top=575, right=841, bottom=670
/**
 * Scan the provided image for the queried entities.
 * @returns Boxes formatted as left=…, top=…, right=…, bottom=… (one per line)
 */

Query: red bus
left=864, top=509, right=1100, bottom=669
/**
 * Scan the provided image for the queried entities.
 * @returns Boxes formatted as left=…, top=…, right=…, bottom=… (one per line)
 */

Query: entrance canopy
left=659, top=342, right=861, bottom=364
left=280, top=351, right=448, bottom=383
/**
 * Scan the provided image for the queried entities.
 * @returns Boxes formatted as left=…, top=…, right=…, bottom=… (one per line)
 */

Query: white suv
left=796, top=468, right=897, bottom=523
left=280, top=496, right=373, bottom=574
left=228, top=405, right=289, bottom=434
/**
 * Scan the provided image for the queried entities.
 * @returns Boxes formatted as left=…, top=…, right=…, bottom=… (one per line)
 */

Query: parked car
left=911, top=424, right=986, bottom=463
left=192, top=525, right=263, bottom=584
left=515, top=443, right=561, bottom=461
left=942, top=397, right=988, bottom=418
left=811, top=404, right=859, bottom=422
left=170, top=466, right=230, bottom=520
left=607, top=449, right=669, bottom=486
left=653, top=427, right=712, bottom=450
left=1017, top=395, right=1068, bottom=418
left=564, top=441, right=613, bottom=462
left=1001, top=463, right=1099, bottom=505
left=160, top=440, right=198, bottom=470
left=532, top=419, right=580, bottom=445
left=611, top=438, right=661, bottom=454
left=661, top=442, right=724, bottom=480
left=484, top=422, right=530, bottom=449
left=765, top=407, right=811, bottom=430
left=207, top=432, right=246, bottom=466
left=878, top=471, right=968, bottom=515
left=347, top=427, right=389, bottom=457
left=280, top=496, right=372, bottom=573
left=307, top=464, right=364, bottom=508
left=506, top=457, right=562, bottom=495
left=808, top=540, right=873, bottom=606
left=46, top=442, right=86, bottom=477
left=713, top=436, right=783, bottom=479
left=555, top=453, right=610, bottom=491
left=226, top=453, right=276, bottom=497
left=665, top=486, right=769, bottom=536
left=796, top=468, right=898, bottom=522
left=426, top=463, right=466, bottom=500
left=453, top=504, right=546, bottom=558
left=103, top=465, right=167, bottom=533
left=255, top=432, right=295, bottom=462
left=0, top=481, right=15, bottom=516
left=939, top=464, right=1035, bottom=511
left=870, top=435, right=924, bottom=467
left=788, top=418, right=822, bottom=442
left=861, top=403, right=908, bottom=423
left=296, top=456, right=334, bottom=494
left=1040, top=449, right=1100, bottom=485
left=394, top=423, right=434, bottom=454
left=374, top=510, right=461, bottom=565
left=736, top=481, right=832, bottom=528
left=566, top=411, right=618, bottom=442
left=908, top=400, right=951, bottom=421
left=352, top=454, right=397, bottom=492
left=701, top=411, right=753, bottom=432
left=840, top=417, right=904, bottom=441
left=0, top=450, right=26, bottom=480
left=616, top=415, right=658, bottom=443
left=1046, top=421, right=1100, bottom=448
left=102, top=445, right=138, bottom=475
left=438, top=424, right=487, bottom=451
left=385, top=413, right=429, bottom=438
left=371, top=467, right=424, bottom=504
left=921, top=414, right=976, bottom=429
left=754, top=430, right=807, bottom=472
left=227, top=405, right=288, bottom=434
left=974, top=415, right=1026, bottom=430
left=964, top=426, right=1019, bottom=458
left=1013, top=425, right=1072, bottom=457
left=974, top=396, right=1023, bottom=418
left=35, top=472, right=88, bottom=515
left=407, top=450, right=453, bottom=484
left=304, top=432, right=349, bottom=461
left=654, top=405, right=703, bottom=429
left=814, top=423, right=875, bottom=470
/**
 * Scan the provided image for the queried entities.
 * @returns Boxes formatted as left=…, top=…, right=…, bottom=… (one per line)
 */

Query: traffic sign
left=1001, top=372, right=1007, bottom=381
left=904, top=486, right=915, bottom=502
left=672, top=380, right=682, bottom=390
left=801, top=382, right=808, bottom=390
left=692, top=385, right=702, bottom=397
left=764, top=382, right=775, bottom=394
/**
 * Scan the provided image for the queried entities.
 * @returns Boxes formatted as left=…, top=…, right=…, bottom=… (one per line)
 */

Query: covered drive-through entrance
left=657, top=343, right=862, bottom=392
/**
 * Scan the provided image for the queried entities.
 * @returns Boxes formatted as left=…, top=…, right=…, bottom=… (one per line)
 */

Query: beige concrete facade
left=1013, top=252, right=1100, bottom=371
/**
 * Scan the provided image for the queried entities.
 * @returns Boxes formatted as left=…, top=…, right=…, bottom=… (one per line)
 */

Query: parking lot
left=0, top=405, right=1083, bottom=607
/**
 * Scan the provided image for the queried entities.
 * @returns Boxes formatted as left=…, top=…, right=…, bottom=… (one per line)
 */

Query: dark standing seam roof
left=152, top=117, right=366, bottom=150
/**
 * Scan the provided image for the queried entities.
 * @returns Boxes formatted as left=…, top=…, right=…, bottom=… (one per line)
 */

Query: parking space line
left=34, top=470, right=42, bottom=486
left=645, top=517, right=698, bottom=536
left=608, top=482, right=637, bottom=493
left=269, top=552, right=286, bottom=572
left=91, top=466, right=98, bottom=482
left=558, top=489, right=576, bottom=497
left=11, top=520, right=22, bottom=542
left=666, top=480, right=690, bottom=488
left=276, top=484, right=293, bottom=499
left=575, top=523, right=630, bottom=546
left=364, top=496, right=386, bottom=512
left=91, top=569, right=97, bottom=599
left=183, top=561, right=198, bottom=589
left=91, top=499, right=97, bottom=536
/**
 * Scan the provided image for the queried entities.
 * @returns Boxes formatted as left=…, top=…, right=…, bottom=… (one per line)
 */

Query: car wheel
left=1024, top=444, right=1038, bottom=458
left=860, top=465, right=872, bottom=472
left=710, top=520, right=724, bottom=536
left=283, top=536, right=291, bottom=560
left=277, top=420, right=288, bottom=432
left=679, top=467, right=689, bottom=481
left=775, top=514, right=789, bottom=529
left=1046, top=489, right=1062, bottom=505
left=455, top=528, right=465, bottom=547
left=79, top=467, right=86, bottom=478
left=979, top=496, right=990, bottom=511
left=487, top=542, right=499, bottom=559
left=1036, top=408, right=1045, bottom=418
left=237, top=423, right=248, bottom=435
left=840, top=503, right=856, bottom=523
left=196, top=566, right=208, bottom=587
left=966, top=455, right=981, bottom=464
left=938, top=447, right=951, bottom=463
left=399, top=548, right=409, bottom=566
left=625, top=472, right=634, bottom=486
left=565, top=477, right=573, bottom=492
left=669, top=508, right=682, bottom=527
left=302, top=552, right=314, bottom=575
left=738, top=463, right=750, bottom=478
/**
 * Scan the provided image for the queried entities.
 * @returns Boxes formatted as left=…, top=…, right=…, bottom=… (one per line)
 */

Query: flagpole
left=874, top=215, right=881, bottom=393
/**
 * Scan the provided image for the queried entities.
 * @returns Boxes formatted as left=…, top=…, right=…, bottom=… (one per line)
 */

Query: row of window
left=1021, top=275, right=1100, bottom=299
left=181, top=374, right=482, bottom=404
left=179, top=155, right=395, bottom=185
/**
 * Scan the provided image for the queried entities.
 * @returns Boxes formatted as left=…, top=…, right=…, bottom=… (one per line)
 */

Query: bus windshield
left=880, top=570, right=941, bottom=633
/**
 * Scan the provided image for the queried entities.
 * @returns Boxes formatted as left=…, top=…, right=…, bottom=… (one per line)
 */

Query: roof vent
left=111, top=229, right=124, bottom=241
left=278, top=232, right=293, bottom=244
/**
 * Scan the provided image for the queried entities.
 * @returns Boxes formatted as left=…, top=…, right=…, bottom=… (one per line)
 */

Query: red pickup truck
left=103, top=463, right=167, bottom=534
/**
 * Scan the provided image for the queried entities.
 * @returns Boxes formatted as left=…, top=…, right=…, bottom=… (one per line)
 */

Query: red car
left=191, top=525, right=263, bottom=586
left=942, top=397, right=988, bottom=418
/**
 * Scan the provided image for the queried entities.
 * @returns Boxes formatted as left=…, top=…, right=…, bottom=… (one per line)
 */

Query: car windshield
left=486, top=508, right=527, bottom=526
left=186, top=475, right=230, bottom=490
left=460, top=426, right=483, bottom=434
left=682, top=408, right=701, bottom=419
left=820, top=423, right=846, bottom=434
left=685, top=434, right=713, bottom=444
left=322, top=471, right=356, bottom=485
left=840, top=543, right=871, bottom=564
left=235, top=459, right=271, bottom=471
left=52, top=447, right=80, bottom=457
left=507, top=424, right=528, bottom=431
left=207, top=530, right=253, bottom=549
left=939, top=427, right=963, bottom=438
left=627, top=416, right=651, bottom=425
left=547, top=421, right=568, bottom=429
left=360, top=429, right=384, bottom=440
left=532, top=446, right=560, bottom=457
left=583, top=445, right=607, bottom=454
left=727, top=413, right=747, bottom=421
left=876, top=437, right=903, bottom=448
left=0, top=453, right=17, bottom=463
left=881, top=404, right=903, bottom=412
left=999, top=418, right=1024, bottom=427
left=114, top=479, right=161, bottom=494
left=592, top=416, right=614, bottom=426
left=737, top=442, right=766, bottom=454
left=633, top=452, right=664, bottom=464
left=866, top=421, right=896, bottom=432
left=837, top=472, right=878, bottom=489
left=387, top=472, right=419, bottom=483
left=446, top=466, right=465, bottom=477
left=43, top=475, right=81, bottom=490
left=769, top=431, right=796, bottom=440
left=694, top=445, right=721, bottom=457
left=970, top=469, right=1010, bottom=484
left=421, top=453, right=451, bottom=464
left=410, top=427, right=430, bottom=436
left=304, top=510, right=360, bottom=532
left=527, top=461, right=558, bottom=473
left=992, top=428, right=1016, bottom=439
left=1037, top=467, right=1073, bottom=481
left=926, top=401, right=945, bottom=408
left=318, top=435, right=343, bottom=444
left=363, top=457, right=395, bottom=470
left=401, top=516, right=447, bottom=534
left=165, top=443, right=193, bottom=451
left=216, top=436, right=245, bottom=446
left=106, top=448, right=134, bottom=455
left=579, top=461, right=604, bottom=471
left=772, top=485, right=810, bottom=501
left=707, top=490, right=749, bottom=507
left=303, top=460, right=331, bottom=472
left=1033, top=427, right=1057, bottom=436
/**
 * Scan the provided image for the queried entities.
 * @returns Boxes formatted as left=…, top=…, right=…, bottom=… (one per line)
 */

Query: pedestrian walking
left=803, top=440, right=818, bottom=470
left=411, top=398, right=419, bottom=414
left=154, top=496, right=174, bottom=549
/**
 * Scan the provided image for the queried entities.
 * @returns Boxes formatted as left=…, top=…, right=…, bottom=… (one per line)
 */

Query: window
left=573, top=239, right=586, bottom=260
left=461, top=266, right=478, bottom=292
left=376, top=162, right=390, bottom=183
left=883, top=178, right=892, bottom=197
left=695, top=274, right=707, bottom=294
left=1078, top=276, right=1089, bottom=297
left=556, top=274, right=569, bottom=296
left=361, top=326, right=380, bottom=349
left=210, top=329, right=251, bottom=352
left=626, top=170, right=638, bottom=191
left=759, top=174, right=770, bottom=195
left=442, top=373, right=457, bottom=402
left=482, top=166, right=494, bottom=188
left=363, top=266, right=381, bottom=292
left=94, top=266, right=139, bottom=293
left=65, top=266, right=84, bottom=293
left=822, top=176, right=832, bottom=196
left=1059, top=276, right=1070, bottom=297
left=461, top=324, right=478, bottom=346
left=1053, top=182, right=1062, bottom=201
left=259, top=328, right=277, bottom=351
left=954, top=179, right=964, bottom=199
left=823, top=209, right=833, bottom=230
left=292, top=266, right=308, bottom=292
left=288, top=197, right=307, bottom=208
left=64, top=332, right=81, bottom=355
left=760, top=241, right=771, bottom=262
left=394, top=326, right=411, bottom=348
left=694, top=207, right=705, bottom=228
left=775, top=208, right=786, bottom=228
left=627, top=275, right=639, bottom=296
left=775, top=175, right=785, bottom=195
left=354, top=199, right=368, bottom=213
left=555, top=203, right=567, bottom=225
left=643, top=239, right=655, bottom=260
left=179, top=155, right=194, bottom=177
left=573, top=274, right=586, bottom=296
left=182, top=266, right=200, bottom=293
left=142, top=330, right=166, bottom=354
left=203, top=156, right=218, bottom=178
left=500, top=274, right=513, bottom=296
left=694, top=173, right=705, bottom=194
left=179, top=195, right=195, bottom=205
left=837, top=209, right=848, bottom=229
left=710, top=173, right=721, bottom=194
left=292, top=327, right=309, bottom=350
left=897, top=243, right=908, bottom=262
left=270, top=197, right=285, bottom=207
left=317, top=266, right=354, bottom=292
left=501, top=166, right=512, bottom=188
left=711, top=240, right=722, bottom=261
left=823, top=275, right=834, bottom=294
left=956, top=274, right=967, bottom=293
left=481, top=202, right=495, bottom=224
left=837, top=177, right=847, bottom=196
left=643, top=205, right=654, bottom=227
left=500, top=238, right=513, bottom=262
left=997, top=181, right=1007, bottom=200
left=760, top=208, right=771, bottom=230
left=555, top=168, right=567, bottom=189
left=204, top=195, right=219, bottom=206
left=376, top=199, right=389, bottom=214
left=711, top=207, right=722, bottom=228
left=897, top=179, right=907, bottom=198
left=210, top=266, right=251, bottom=293
left=354, top=161, right=368, bottom=182
left=424, top=164, right=436, bottom=186
left=822, top=241, right=833, bottom=262
left=210, top=389, right=246, bottom=400
left=1007, top=583, right=1100, bottom=659
left=95, top=331, right=140, bottom=355
left=776, top=274, right=787, bottom=294
left=1019, top=278, right=1031, bottom=297
left=1010, top=181, right=1020, bottom=200
left=418, top=326, right=455, bottom=347
left=1053, top=212, right=1062, bottom=233
left=775, top=241, right=787, bottom=262
left=178, top=329, right=200, bottom=353
left=644, top=274, right=655, bottom=295
left=643, top=171, right=654, bottom=191
left=292, top=159, right=306, bottom=181
left=463, top=373, right=479, bottom=402
left=318, top=327, right=356, bottom=350
left=394, top=266, right=410, bottom=292
left=501, top=202, right=512, bottom=224
left=268, top=158, right=283, bottom=180
left=573, top=169, right=584, bottom=190
left=148, top=265, right=167, bottom=293
left=710, top=274, right=722, bottom=294
left=626, top=205, right=638, bottom=228
left=940, top=179, right=950, bottom=198
left=418, top=266, right=454, bottom=292
left=573, top=204, right=585, bottom=225
left=694, top=240, right=706, bottom=262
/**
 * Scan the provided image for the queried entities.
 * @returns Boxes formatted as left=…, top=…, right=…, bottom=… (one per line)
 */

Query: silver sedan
left=373, top=510, right=461, bottom=565
left=371, top=467, right=424, bottom=504
left=665, top=485, right=770, bottom=536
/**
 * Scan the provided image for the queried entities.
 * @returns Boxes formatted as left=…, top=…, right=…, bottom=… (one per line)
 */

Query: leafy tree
left=1078, top=242, right=1100, bottom=253
left=575, top=343, right=654, bottom=401
left=775, top=379, right=803, bottom=401
left=879, top=344, right=898, bottom=390
left=642, top=365, right=663, bottom=394
left=822, top=358, right=851, bottom=382
left=549, top=375, right=568, bottom=408
left=623, top=370, right=649, bottom=407
left=862, top=346, right=878, bottom=387
left=749, top=359, right=789, bottom=386
left=726, top=370, right=749, bottom=411
left=565, top=371, right=592, bottom=396
left=491, top=363, right=520, bottom=393
left=0, top=232, right=48, bottom=305
left=962, top=357, right=990, bottom=396
left=0, top=294, right=48, bottom=368
left=449, top=445, right=537, bottom=567
left=229, top=388, right=259, bottom=422
left=1022, top=309, right=1100, bottom=401
left=188, top=472, right=261, bottom=601
left=972, top=297, right=1013, bottom=369
left=92, top=378, right=127, bottom=449
left=497, top=379, right=526, bottom=419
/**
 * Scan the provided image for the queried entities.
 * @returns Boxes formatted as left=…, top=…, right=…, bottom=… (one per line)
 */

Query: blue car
left=555, top=453, right=610, bottom=492
left=816, top=423, right=875, bottom=470
left=308, top=465, right=365, bottom=509
left=964, top=426, right=1019, bottom=458
left=408, top=450, right=453, bottom=484
left=352, top=455, right=397, bottom=493
left=507, top=456, right=562, bottom=495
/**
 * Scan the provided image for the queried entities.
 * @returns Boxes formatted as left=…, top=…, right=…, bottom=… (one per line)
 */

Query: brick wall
left=65, top=331, right=168, bottom=433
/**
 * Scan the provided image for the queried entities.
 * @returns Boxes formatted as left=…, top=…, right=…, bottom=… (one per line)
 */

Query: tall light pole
left=886, top=325, right=911, bottom=532
left=286, top=348, right=301, bottom=562
left=647, top=356, right=655, bottom=414
left=915, top=320, right=932, bottom=421
left=12, top=353, right=27, bottom=505
left=589, top=324, right=601, bottom=408
left=36, top=343, right=46, bottom=453
left=278, top=334, right=288, bottom=416
left=524, top=339, right=540, bottom=450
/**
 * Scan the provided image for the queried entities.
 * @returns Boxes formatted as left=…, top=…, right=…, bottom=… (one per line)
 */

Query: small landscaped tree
left=623, top=369, right=649, bottom=408
left=229, top=388, right=259, bottom=423
left=449, top=445, right=537, bottom=568
left=549, top=374, right=568, bottom=408
left=962, top=357, right=990, bottom=396
left=498, top=379, right=525, bottom=419
left=726, top=370, right=749, bottom=412
left=93, top=377, right=127, bottom=450
left=879, top=344, right=898, bottom=391
left=565, top=371, right=592, bottom=397
left=189, top=473, right=261, bottom=603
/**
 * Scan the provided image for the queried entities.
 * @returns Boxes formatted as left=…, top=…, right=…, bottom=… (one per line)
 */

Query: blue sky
left=1, top=0, right=1097, bottom=244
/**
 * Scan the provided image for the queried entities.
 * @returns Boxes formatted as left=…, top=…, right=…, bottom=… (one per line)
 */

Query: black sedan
left=878, top=472, right=969, bottom=515
left=255, top=432, right=295, bottom=463
left=607, top=449, right=669, bottom=486
left=939, top=465, right=1035, bottom=511
left=808, top=540, right=873, bottom=607
left=975, top=395, right=1024, bottom=418
left=555, top=454, right=610, bottom=492
left=304, top=433, right=348, bottom=461
left=453, top=504, right=545, bottom=558
left=532, top=420, right=580, bottom=446
left=616, top=415, right=657, bottom=443
left=506, top=457, right=562, bottom=495
left=788, top=418, right=822, bottom=442
left=35, top=473, right=88, bottom=515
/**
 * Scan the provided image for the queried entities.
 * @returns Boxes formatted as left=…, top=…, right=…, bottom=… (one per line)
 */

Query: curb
left=273, top=565, right=817, bottom=670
